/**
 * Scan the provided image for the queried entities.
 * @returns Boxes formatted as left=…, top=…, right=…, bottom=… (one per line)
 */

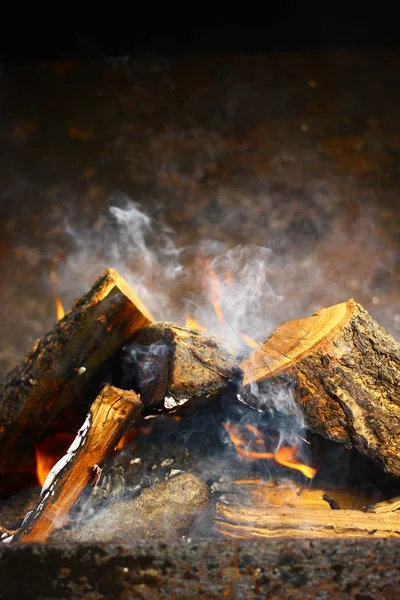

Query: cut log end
left=0, top=268, right=152, bottom=477
left=240, top=299, right=400, bottom=478
left=241, top=300, right=351, bottom=386
left=103, top=268, right=154, bottom=323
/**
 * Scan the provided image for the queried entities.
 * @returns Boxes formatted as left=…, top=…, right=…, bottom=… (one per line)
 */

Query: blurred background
left=0, top=12, right=399, bottom=376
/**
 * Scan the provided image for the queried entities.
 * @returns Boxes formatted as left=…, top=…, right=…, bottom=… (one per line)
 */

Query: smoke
left=58, top=196, right=183, bottom=320
left=57, top=196, right=290, bottom=348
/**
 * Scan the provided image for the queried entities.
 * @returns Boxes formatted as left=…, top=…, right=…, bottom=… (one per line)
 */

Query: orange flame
left=274, top=446, right=317, bottom=479
left=222, top=422, right=316, bottom=479
left=35, top=433, right=73, bottom=486
left=116, top=434, right=128, bottom=451
left=55, top=293, right=65, bottom=320
left=206, top=263, right=224, bottom=324
left=185, top=317, right=207, bottom=332
left=241, top=334, right=259, bottom=349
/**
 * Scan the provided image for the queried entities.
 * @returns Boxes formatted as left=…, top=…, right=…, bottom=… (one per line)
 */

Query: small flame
left=206, top=263, right=224, bottom=324
left=185, top=317, right=207, bottom=332
left=241, top=334, right=259, bottom=349
left=35, top=433, right=73, bottom=486
left=116, top=435, right=128, bottom=451
left=274, top=445, right=317, bottom=479
left=55, top=293, right=65, bottom=320
left=222, top=422, right=316, bottom=479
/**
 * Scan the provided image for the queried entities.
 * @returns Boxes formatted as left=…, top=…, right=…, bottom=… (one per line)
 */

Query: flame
left=116, top=434, right=128, bottom=451
left=222, top=422, right=316, bottom=479
left=114, top=428, right=140, bottom=451
left=206, top=263, right=224, bottom=324
left=35, top=433, right=73, bottom=486
left=55, top=293, right=65, bottom=320
left=274, top=446, right=317, bottom=479
left=241, top=334, right=259, bottom=349
left=185, top=317, right=207, bottom=332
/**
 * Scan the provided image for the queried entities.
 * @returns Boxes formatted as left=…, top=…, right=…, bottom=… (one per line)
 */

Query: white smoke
left=58, top=196, right=183, bottom=320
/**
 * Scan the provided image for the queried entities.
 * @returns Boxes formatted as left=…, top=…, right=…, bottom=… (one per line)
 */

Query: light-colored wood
left=15, top=385, right=142, bottom=543
left=241, top=302, right=349, bottom=386
left=239, top=300, right=400, bottom=478
left=0, top=268, right=152, bottom=474
left=214, top=502, right=400, bottom=538
left=366, top=495, right=400, bottom=514
left=227, top=480, right=372, bottom=511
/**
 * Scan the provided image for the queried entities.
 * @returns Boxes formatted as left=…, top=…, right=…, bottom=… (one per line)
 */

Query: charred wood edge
left=0, top=268, right=153, bottom=472
left=214, top=504, right=400, bottom=538
left=322, top=494, right=342, bottom=510
left=5, top=385, right=143, bottom=543
left=238, top=300, right=400, bottom=478
left=126, top=321, right=243, bottom=414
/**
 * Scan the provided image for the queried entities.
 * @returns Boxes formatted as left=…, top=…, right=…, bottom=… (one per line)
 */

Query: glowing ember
left=222, top=422, right=316, bottom=479
left=55, top=293, right=65, bottom=320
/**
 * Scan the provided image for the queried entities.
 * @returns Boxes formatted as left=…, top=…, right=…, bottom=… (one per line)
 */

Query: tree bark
left=240, top=300, right=400, bottom=477
left=12, top=385, right=142, bottom=543
left=122, top=321, right=242, bottom=413
left=0, top=268, right=152, bottom=474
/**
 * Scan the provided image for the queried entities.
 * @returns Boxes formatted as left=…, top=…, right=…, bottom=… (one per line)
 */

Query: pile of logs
left=0, top=267, right=400, bottom=543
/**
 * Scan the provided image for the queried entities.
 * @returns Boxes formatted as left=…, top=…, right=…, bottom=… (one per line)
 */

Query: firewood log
left=214, top=502, right=400, bottom=538
left=122, top=322, right=242, bottom=413
left=0, top=268, right=152, bottom=474
left=239, top=300, right=400, bottom=477
left=12, top=385, right=142, bottom=543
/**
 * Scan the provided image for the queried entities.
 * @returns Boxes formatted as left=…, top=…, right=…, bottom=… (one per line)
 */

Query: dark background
left=0, top=6, right=398, bottom=63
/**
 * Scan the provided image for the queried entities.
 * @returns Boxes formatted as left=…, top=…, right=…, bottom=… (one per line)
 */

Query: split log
left=366, top=495, right=400, bottom=513
left=239, top=300, right=400, bottom=477
left=0, top=268, right=152, bottom=473
left=50, top=472, right=211, bottom=543
left=214, top=503, right=400, bottom=538
left=122, top=322, right=242, bottom=413
left=12, top=385, right=142, bottom=543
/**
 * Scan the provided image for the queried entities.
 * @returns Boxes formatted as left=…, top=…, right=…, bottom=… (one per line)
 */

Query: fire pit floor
left=0, top=538, right=399, bottom=599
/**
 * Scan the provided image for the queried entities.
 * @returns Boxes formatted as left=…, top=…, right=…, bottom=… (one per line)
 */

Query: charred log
left=122, top=322, right=242, bottom=413
left=240, top=300, right=400, bottom=477
left=0, top=268, right=152, bottom=474
left=12, top=385, right=142, bottom=543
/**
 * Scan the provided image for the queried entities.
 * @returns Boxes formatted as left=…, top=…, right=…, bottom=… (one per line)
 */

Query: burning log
left=214, top=503, right=400, bottom=538
left=12, top=385, right=142, bottom=543
left=51, top=472, right=211, bottom=543
left=122, top=322, right=242, bottom=413
left=0, top=268, right=152, bottom=473
left=240, top=300, right=400, bottom=477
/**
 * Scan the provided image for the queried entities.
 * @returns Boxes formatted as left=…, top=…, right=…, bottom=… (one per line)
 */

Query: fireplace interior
left=0, top=24, right=400, bottom=598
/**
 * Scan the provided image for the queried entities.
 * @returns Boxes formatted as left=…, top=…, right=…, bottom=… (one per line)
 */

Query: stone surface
left=0, top=538, right=399, bottom=598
